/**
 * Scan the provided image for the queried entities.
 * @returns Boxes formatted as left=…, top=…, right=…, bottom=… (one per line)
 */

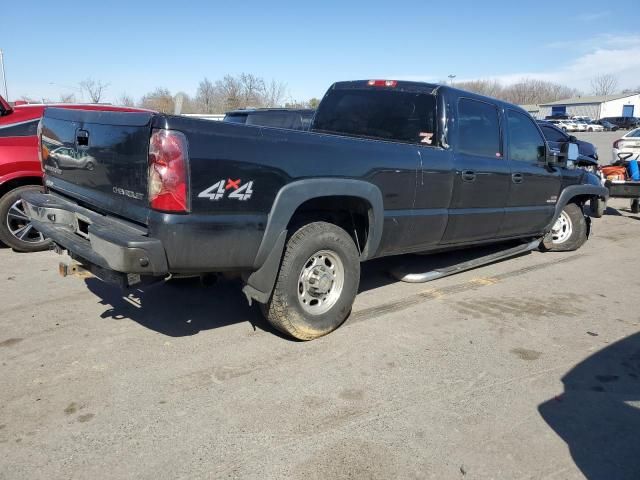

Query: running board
left=390, top=239, right=542, bottom=283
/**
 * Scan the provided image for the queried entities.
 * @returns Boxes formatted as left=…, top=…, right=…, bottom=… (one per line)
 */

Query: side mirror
left=568, top=135, right=578, bottom=142
left=546, top=149, right=561, bottom=166
left=564, top=142, right=579, bottom=161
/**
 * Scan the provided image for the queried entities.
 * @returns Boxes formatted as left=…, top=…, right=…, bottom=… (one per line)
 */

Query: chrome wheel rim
left=551, top=211, right=572, bottom=244
left=297, top=249, right=344, bottom=315
left=7, top=199, right=45, bottom=244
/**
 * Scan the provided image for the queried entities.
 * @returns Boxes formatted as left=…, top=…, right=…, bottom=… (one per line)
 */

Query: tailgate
left=41, top=107, right=154, bottom=224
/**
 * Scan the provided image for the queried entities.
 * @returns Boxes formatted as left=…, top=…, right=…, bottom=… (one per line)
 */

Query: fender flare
left=243, top=178, right=384, bottom=304
left=0, top=170, right=44, bottom=186
left=545, top=184, right=609, bottom=231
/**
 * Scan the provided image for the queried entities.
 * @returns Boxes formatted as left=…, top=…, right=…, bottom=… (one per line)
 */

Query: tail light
left=148, top=129, right=189, bottom=212
left=367, top=79, right=397, bottom=87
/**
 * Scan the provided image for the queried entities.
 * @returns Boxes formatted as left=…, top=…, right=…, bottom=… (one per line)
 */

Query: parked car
left=612, top=128, right=640, bottom=162
left=0, top=95, right=150, bottom=252
left=583, top=121, right=604, bottom=132
left=224, top=108, right=315, bottom=131
left=572, top=121, right=588, bottom=132
left=571, top=116, right=593, bottom=123
left=600, top=117, right=640, bottom=130
left=537, top=121, right=598, bottom=159
left=22, top=80, right=607, bottom=340
left=546, top=119, right=578, bottom=132
left=596, top=119, right=619, bottom=131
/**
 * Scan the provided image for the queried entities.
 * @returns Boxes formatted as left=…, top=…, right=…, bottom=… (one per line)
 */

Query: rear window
left=312, top=89, right=437, bottom=145
left=224, top=114, right=248, bottom=124
left=246, top=112, right=303, bottom=130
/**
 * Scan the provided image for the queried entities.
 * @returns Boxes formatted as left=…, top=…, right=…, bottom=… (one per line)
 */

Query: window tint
left=0, top=119, right=39, bottom=138
left=223, top=114, right=248, bottom=124
left=457, top=98, right=501, bottom=158
left=627, top=128, right=640, bottom=138
left=540, top=125, right=567, bottom=142
left=313, top=89, right=436, bottom=144
left=246, top=112, right=303, bottom=130
left=508, top=110, right=546, bottom=163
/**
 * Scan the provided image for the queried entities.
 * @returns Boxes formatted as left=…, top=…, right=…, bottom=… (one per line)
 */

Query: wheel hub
left=7, top=199, right=45, bottom=244
left=298, top=250, right=345, bottom=315
left=307, top=267, right=333, bottom=295
left=551, top=211, right=572, bottom=244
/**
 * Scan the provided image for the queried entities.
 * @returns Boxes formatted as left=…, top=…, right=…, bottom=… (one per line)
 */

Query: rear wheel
left=541, top=203, right=587, bottom=252
left=261, top=222, right=360, bottom=340
left=631, top=199, right=640, bottom=214
left=0, top=185, right=51, bottom=253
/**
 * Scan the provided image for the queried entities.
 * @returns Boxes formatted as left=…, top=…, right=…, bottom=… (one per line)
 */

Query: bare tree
left=590, top=74, right=618, bottom=96
left=139, top=87, right=174, bottom=113
left=284, top=97, right=320, bottom=109
left=454, top=79, right=503, bottom=99
left=79, top=78, right=109, bottom=103
left=116, top=93, right=135, bottom=107
left=263, top=79, right=288, bottom=107
left=59, top=93, right=76, bottom=103
left=195, top=78, right=219, bottom=113
left=238, top=73, right=266, bottom=107
left=216, top=75, right=243, bottom=111
left=454, top=77, right=580, bottom=105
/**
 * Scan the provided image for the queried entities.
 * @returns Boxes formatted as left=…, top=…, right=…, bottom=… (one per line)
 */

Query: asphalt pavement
left=1, top=198, right=640, bottom=479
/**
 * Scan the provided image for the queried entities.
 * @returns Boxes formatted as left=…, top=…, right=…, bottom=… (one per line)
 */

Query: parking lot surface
left=574, top=130, right=619, bottom=163
left=1, top=198, right=640, bottom=479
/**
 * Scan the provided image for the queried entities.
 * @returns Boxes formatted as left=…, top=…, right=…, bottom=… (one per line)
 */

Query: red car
left=0, top=95, right=149, bottom=252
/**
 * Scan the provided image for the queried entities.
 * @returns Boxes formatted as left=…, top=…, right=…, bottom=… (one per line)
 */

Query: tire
left=541, top=203, right=588, bottom=252
left=0, top=185, right=51, bottom=253
left=262, top=221, right=360, bottom=340
left=590, top=197, right=606, bottom=218
left=631, top=199, right=640, bottom=214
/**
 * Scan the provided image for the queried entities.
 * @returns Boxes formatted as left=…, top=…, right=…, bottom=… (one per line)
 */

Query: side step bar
left=390, top=239, right=542, bottom=283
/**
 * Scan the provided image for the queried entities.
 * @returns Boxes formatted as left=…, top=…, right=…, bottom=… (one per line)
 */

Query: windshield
left=627, top=128, right=640, bottom=138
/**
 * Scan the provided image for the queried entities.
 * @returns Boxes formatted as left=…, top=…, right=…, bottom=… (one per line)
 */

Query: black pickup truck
left=23, top=80, right=608, bottom=340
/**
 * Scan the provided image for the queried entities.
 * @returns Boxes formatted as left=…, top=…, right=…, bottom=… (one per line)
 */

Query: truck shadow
left=538, top=332, right=640, bottom=479
left=84, top=242, right=531, bottom=338
left=84, top=276, right=285, bottom=338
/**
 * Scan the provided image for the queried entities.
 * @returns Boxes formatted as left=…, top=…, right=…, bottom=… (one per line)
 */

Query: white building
left=536, top=93, right=640, bottom=120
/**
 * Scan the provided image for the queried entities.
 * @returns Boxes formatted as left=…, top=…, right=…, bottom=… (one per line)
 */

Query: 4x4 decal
left=198, top=178, right=254, bottom=201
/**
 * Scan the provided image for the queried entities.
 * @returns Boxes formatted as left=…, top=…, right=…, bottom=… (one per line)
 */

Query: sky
left=2, top=0, right=640, bottom=104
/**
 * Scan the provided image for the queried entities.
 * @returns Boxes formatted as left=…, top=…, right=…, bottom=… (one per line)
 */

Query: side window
left=507, top=110, right=546, bottom=163
left=0, top=120, right=39, bottom=138
left=457, top=98, right=501, bottom=158
left=541, top=125, right=567, bottom=143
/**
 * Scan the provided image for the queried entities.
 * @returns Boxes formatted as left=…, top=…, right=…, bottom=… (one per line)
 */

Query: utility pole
left=0, top=49, right=8, bottom=100
left=448, top=74, right=456, bottom=86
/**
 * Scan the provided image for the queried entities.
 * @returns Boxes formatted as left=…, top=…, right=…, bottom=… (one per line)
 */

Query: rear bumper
left=21, top=191, right=169, bottom=276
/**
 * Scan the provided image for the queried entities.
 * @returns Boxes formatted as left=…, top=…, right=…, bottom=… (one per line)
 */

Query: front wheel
left=0, top=185, right=51, bottom=252
left=261, top=222, right=360, bottom=340
left=590, top=197, right=606, bottom=218
left=541, top=203, right=588, bottom=252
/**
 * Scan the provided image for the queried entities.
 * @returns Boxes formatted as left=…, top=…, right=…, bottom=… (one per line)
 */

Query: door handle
left=461, top=170, right=476, bottom=182
left=512, top=173, right=524, bottom=184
